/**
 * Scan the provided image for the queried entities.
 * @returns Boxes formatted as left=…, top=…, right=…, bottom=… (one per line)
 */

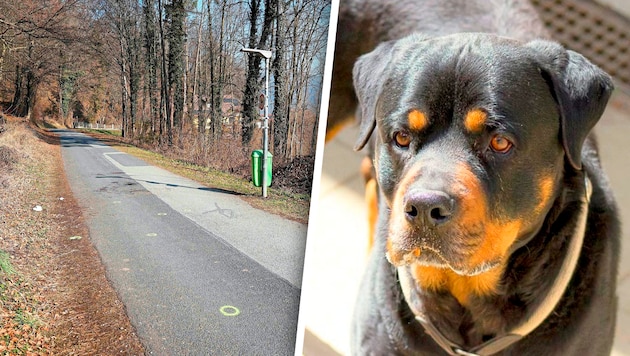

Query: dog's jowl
left=329, top=0, right=621, bottom=355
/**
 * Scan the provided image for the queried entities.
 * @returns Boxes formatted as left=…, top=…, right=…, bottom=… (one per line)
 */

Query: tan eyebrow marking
left=408, top=109, right=428, bottom=131
left=464, top=109, right=487, bottom=133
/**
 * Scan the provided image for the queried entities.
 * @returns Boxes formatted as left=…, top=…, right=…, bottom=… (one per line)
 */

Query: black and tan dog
left=328, top=0, right=621, bottom=354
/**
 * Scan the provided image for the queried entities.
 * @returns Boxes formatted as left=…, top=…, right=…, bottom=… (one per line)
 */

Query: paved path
left=56, top=130, right=306, bottom=355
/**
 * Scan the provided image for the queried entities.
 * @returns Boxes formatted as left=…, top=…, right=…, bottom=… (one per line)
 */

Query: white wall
left=597, top=0, right=630, bottom=19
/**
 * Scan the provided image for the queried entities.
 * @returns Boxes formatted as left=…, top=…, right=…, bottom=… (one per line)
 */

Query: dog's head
left=353, top=33, right=612, bottom=276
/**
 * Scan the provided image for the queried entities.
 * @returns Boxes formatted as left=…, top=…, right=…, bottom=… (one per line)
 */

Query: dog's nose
left=404, top=189, right=455, bottom=226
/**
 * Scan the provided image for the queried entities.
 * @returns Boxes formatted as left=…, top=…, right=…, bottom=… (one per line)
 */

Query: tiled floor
left=301, top=91, right=630, bottom=355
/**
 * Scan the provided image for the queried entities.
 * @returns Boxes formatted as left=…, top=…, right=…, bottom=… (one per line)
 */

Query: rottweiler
left=328, top=0, right=621, bottom=354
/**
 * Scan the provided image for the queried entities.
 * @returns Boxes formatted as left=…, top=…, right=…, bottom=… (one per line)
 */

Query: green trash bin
left=251, top=150, right=273, bottom=187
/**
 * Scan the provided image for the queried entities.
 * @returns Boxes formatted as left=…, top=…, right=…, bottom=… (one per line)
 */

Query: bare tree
left=1, top=0, right=82, bottom=120
left=1, top=0, right=331, bottom=191
left=241, top=0, right=275, bottom=146
left=272, top=0, right=288, bottom=159
left=274, top=0, right=329, bottom=159
left=143, top=0, right=160, bottom=134
left=166, top=0, right=186, bottom=137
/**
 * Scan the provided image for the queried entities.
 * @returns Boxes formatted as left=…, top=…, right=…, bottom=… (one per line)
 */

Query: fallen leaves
left=0, top=273, right=51, bottom=354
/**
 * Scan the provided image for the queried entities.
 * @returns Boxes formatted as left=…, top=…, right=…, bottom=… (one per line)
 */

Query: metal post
left=262, top=56, right=270, bottom=198
left=240, top=48, right=272, bottom=198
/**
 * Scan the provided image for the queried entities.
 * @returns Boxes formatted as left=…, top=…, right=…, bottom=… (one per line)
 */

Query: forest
left=0, top=0, right=330, bottom=187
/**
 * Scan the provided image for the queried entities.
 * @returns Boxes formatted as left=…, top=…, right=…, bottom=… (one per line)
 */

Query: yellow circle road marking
left=219, top=305, right=240, bottom=316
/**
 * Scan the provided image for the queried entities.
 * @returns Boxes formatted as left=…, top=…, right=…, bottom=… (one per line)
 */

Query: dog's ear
left=527, top=40, right=614, bottom=170
left=352, top=41, right=397, bottom=151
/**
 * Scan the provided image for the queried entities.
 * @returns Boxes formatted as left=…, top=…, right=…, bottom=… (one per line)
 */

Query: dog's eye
left=489, top=134, right=513, bottom=153
left=394, top=131, right=411, bottom=148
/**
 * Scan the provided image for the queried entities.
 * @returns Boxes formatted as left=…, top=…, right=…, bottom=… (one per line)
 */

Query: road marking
left=219, top=305, right=240, bottom=317
left=146, top=233, right=158, bottom=237
left=102, top=152, right=128, bottom=171
left=203, top=202, right=234, bottom=218
left=157, top=213, right=167, bottom=216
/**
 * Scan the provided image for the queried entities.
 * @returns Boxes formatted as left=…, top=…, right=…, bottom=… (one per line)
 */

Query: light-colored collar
left=397, top=175, right=592, bottom=356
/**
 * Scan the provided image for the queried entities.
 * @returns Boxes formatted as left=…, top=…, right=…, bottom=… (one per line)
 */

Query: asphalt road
left=55, top=130, right=303, bottom=355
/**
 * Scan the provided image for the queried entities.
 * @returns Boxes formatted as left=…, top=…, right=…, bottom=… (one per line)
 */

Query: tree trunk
left=143, top=0, right=159, bottom=135
left=11, top=65, right=24, bottom=115
left=241, top=0, right=262, bottom=147
left=212, top=3, right=226, bottom=143
left=190, top=11, right=203, bottom=137
left=158, top=0, right=172, bottom=145
left=272, top=0, right=288, bottom=159
left=119, top=29, right=129, bottom=138
left=25, top=69, right=37, bottom=121
left=242, top=0, right=276, bottom=147
left=127, top=30, right=140, bottom=138
left=11, top=39, right=38, bottom=119
left=167, top=0, right=186, bottom=138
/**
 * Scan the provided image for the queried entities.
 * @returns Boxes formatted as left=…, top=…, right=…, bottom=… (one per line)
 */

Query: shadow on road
left=49, top=129, right=124, bottom=148
left=95, top=174, right=244, bottom=196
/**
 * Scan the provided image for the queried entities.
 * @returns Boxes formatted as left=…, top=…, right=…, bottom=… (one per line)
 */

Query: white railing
left=73, top=122, right=121, bottom=130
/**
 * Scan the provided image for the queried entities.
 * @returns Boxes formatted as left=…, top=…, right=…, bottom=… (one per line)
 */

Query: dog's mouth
left=383, top=161, right=527, bottom=277
left=386, top=238, right=502, bottom=276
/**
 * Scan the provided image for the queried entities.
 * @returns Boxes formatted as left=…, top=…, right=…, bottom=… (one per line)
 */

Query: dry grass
left=0, top=117, right=144, bottom=354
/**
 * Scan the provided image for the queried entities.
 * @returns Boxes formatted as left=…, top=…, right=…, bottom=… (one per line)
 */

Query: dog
left=327, top=0, right=621, bottom=354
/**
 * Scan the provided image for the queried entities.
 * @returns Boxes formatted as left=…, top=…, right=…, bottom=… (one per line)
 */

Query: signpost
left=240, top=48, right=272, bottom=198
left=259, top=93, right=265, bottom=111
